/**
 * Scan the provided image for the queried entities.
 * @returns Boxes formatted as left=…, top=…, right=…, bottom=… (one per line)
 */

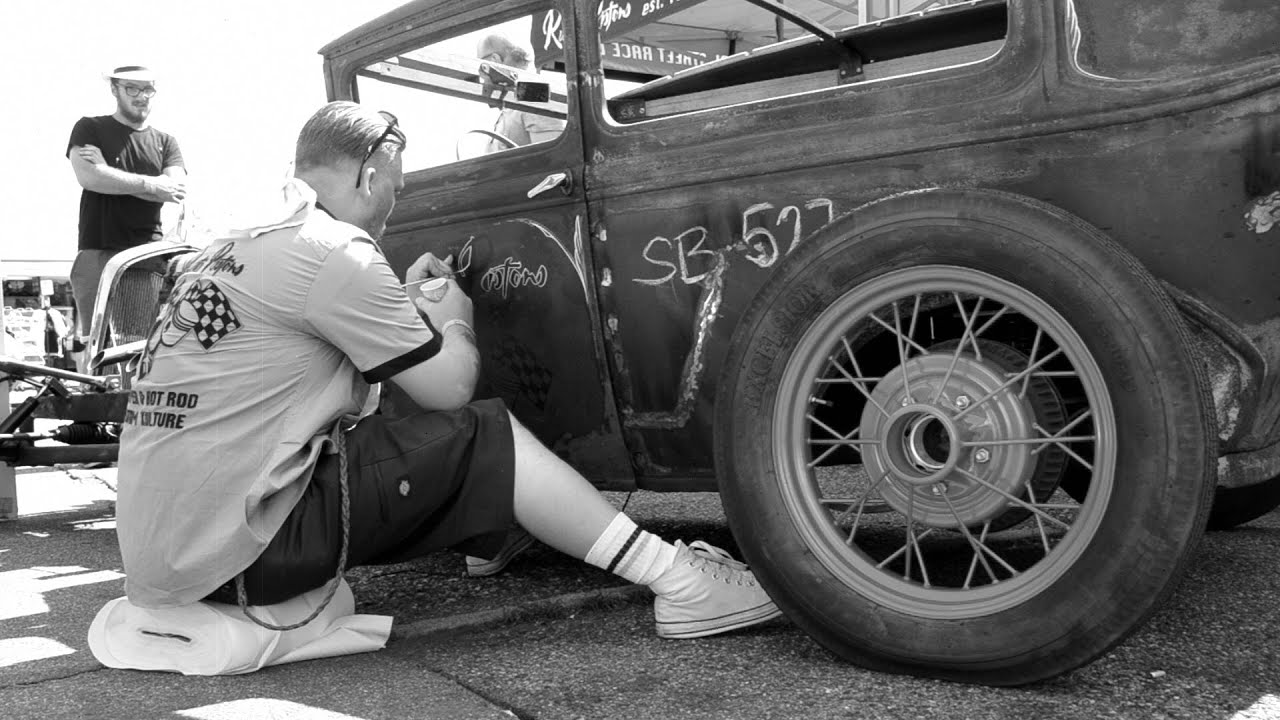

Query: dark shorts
left=205, top=397, right=516, bottom=606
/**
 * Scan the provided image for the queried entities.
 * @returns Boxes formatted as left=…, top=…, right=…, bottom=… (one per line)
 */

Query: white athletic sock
left=584, top=513, right=678, bottom=586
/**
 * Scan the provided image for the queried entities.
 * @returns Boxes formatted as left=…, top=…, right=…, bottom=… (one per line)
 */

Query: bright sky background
left=0, top=0, right=413, bottom=262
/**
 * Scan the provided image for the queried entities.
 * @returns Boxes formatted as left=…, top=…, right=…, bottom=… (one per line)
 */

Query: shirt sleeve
left=66, top=117, right=97, bottom=157
left=163, top=134, right=185, bottom=172
left=522, top=111, right=565, bottom=145
left=304, top=239, right=442, bottom=384
left=494, top=110, right=531, bottom=146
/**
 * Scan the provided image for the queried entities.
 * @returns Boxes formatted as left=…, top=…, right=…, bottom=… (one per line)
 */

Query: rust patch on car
left=1244, top=191, right=1280, bottom=234
left=622, top=252, right=727, bottom=429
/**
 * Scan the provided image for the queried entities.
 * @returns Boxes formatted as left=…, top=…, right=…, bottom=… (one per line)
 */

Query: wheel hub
left=859, top=353, right=1034, bottom=528
left=880, top=405, right=961, bottom=486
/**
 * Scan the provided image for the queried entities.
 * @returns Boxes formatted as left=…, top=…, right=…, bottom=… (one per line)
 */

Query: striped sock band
left=584, top=513, right=677, bottom=586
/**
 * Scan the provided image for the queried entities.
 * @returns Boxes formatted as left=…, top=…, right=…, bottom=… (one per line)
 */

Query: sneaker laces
left=686, top=541, right=755, bottom=586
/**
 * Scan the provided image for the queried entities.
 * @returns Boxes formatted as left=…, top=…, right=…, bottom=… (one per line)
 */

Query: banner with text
left=600, top=37, right=725, bottom=75
left=532, top=0, right=715, bottom=75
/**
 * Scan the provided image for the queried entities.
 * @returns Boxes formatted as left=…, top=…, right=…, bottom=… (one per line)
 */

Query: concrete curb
left=392, top=584, right=650, bottom=641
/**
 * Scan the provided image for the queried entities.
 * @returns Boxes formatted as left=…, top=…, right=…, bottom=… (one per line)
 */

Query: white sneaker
left=466, top=527, right=536, bottom=577
left=650, top=540, right=782, bottom=639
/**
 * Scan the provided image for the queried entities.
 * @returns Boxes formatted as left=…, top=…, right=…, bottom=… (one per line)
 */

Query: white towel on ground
left=87, top=579, right=392, bottom=675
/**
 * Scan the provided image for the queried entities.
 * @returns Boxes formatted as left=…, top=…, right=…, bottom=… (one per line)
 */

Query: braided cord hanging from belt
left=235, top=423, right=351, bottom=631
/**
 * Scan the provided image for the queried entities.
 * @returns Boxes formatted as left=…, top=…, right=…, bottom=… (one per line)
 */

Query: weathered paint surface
left=620, top=248, right=726, bottom=431
left=576, top=0, right=1280, bottom=479
left=324, top=0, right=1280, bottom=489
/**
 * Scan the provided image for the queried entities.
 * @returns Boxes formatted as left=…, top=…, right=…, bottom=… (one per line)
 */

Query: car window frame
left=579, top=0, right=1040, bottom=149
left=323, top=0, right=581, bottom=181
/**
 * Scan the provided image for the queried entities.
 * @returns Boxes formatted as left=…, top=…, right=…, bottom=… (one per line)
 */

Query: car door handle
left=528, top=171, right=572, bottom=198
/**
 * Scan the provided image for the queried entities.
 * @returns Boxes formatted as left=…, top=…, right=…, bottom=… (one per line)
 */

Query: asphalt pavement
left=4, top=467, right=1280, bottom=719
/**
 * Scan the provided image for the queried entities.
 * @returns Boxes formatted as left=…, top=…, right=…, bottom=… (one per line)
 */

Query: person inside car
left=476, top=33, right=565, bottom=153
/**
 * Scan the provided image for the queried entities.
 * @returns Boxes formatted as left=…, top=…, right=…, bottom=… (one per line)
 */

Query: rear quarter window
left=1072, top=0, right=1280, bottom=80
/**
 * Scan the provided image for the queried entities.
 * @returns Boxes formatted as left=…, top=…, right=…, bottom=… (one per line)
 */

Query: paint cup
left=406, top=277, right=450, bottom=303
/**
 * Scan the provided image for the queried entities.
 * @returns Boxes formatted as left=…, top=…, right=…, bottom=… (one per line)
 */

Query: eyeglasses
left=117, top=84, right=157, bottom=98
left=355, top=110, right=403, bottom=188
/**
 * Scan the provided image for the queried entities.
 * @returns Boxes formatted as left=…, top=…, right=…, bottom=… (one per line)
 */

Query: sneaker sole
left=655, top=601, right=783, bottom=639
left=466, top=533, right=536, bottom=577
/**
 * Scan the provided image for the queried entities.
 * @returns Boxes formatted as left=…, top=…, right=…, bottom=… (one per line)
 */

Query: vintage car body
left=316, top=0, right=1280, bottom=684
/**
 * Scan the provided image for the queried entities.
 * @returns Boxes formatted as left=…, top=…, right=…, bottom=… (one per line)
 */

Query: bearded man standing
left=65, top=65, right=186, bottom=365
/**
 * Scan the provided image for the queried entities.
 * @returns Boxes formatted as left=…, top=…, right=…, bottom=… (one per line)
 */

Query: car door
left=572, top=0, right=1028, bottom=486
left=323, top=0, right=635, bottom=485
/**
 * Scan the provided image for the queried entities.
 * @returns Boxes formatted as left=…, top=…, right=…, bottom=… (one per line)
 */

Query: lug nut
left=930, top=483, right=947, bottom=496
left=955, top=395, right=971, bottom=409
left=975, top=448, right=991, bottom=463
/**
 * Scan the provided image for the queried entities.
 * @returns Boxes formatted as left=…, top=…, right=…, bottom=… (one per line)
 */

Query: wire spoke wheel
left=780, top=267, right=1113, bottom=617
left=716, top=190, right=1214, bottom=685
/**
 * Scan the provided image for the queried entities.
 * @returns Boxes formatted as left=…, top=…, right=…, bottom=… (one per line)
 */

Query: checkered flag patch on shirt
left=182, top=282, right=242, bottom=349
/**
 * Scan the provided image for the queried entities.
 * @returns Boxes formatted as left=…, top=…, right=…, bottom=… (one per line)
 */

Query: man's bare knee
left=507, top=410, right=544, bottom=457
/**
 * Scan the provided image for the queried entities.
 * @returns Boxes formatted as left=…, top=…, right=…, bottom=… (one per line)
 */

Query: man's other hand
left=77, top=145, right=107, bottom=165
left=147, top=175, right=187, bottom=203
left=413, top=278, right=473, bottom=332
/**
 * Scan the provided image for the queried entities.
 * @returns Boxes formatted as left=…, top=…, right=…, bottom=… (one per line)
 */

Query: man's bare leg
left=504, top=410, right=782, bottom=638
left=508, top=411, right=619, bottom=559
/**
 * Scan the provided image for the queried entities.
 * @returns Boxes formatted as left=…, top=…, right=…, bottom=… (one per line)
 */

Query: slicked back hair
left=294, top=101, right=405, bottom=174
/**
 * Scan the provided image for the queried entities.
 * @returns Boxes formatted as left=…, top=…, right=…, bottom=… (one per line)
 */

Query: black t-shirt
left=66, top=115, right=185, bottom=252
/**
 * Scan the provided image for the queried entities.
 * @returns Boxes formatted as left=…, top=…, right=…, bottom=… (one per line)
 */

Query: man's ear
left=359, top=165, right=377, bottom=195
